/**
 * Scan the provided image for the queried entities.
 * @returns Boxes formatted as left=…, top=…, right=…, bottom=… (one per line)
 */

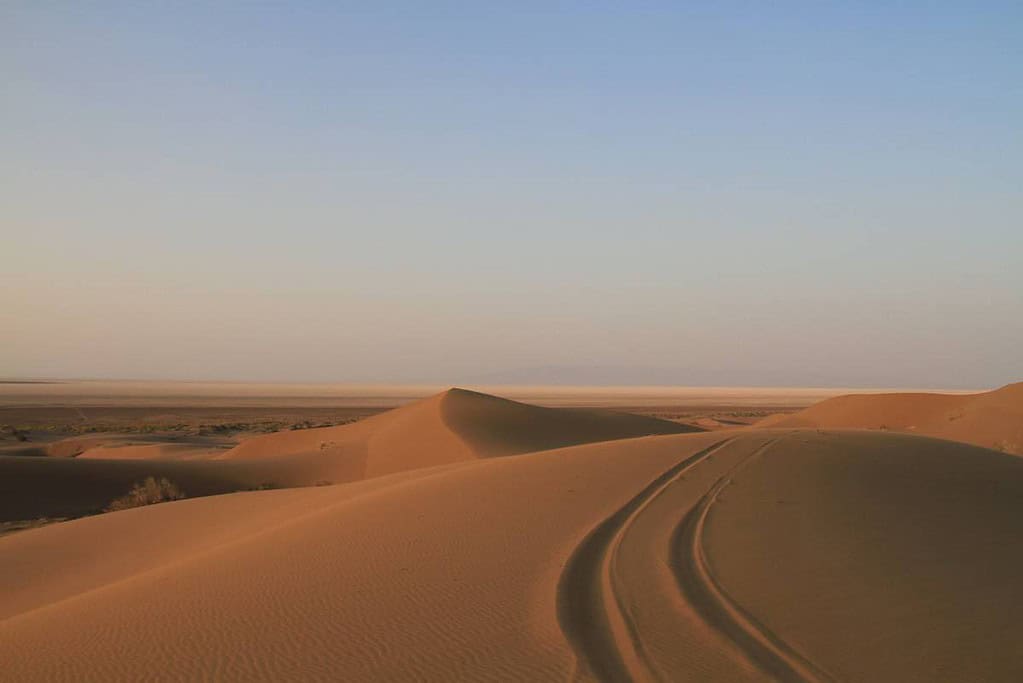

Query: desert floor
left=1, top=381, right=1020, bottom=681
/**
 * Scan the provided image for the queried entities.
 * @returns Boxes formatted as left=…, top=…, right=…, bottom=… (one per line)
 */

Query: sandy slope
left=223, top=387, right=697, bottom=467
left=3, top=418, right=1023, bottom=681
left=759, top=382, right=1023, bottom=454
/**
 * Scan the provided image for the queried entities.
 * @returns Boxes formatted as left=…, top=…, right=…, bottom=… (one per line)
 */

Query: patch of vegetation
left=725, top=410, right=777, bottom=418
left=289, top=419, right=352, bottom=430
left=106, top=477, right=186, bottom=512
left=9, top=415, right=363, bottom=438
left=1, top=425, right=29, bottom=441
left=196, top=421, right=287, bottom=435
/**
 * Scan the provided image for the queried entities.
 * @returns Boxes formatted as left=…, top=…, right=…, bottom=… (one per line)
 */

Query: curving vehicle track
left=4, top=398, right=1023, bottom=682
left=558, top=434, right=834, bottom=682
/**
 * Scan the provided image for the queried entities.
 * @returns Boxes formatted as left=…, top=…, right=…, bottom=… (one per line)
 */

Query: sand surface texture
left=2, top=388, right=1022, bottom=681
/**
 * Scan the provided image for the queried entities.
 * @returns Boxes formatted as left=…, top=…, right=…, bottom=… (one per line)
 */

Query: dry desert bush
left=106, top=477, right=186, bottom=512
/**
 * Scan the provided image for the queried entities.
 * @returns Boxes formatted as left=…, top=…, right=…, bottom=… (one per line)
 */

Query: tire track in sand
left=670, top=437, right=835, bottom=683
left=556, top=437, right=734, bottom=682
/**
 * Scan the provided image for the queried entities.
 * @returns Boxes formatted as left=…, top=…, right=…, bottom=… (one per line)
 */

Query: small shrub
left=106, top=477, right=186, bottom=512
left=1, top=425, right=29, bottom=442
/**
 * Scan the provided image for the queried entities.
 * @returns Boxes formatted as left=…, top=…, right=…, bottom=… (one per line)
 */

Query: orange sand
left=2, top=388, right=1022, bottom=681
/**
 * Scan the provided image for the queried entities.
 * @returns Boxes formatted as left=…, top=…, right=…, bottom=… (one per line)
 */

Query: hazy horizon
left=4, top=3, right=1021, bottom=389
left=0, top=371, right=1002, bottom=393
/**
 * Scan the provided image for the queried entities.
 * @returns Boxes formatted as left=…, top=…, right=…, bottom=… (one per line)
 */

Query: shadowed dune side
left=0, top=449, right=363, bottom=522
left=703, top=430, right=1023, bottom=681
left=438, top=388, right=698, bottom=458
left=759, top=382, right=1023, bottom=454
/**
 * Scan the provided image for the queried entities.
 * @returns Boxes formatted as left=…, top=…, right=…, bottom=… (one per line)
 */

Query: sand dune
left=0, top=389, right=693, bottom=522
left=759, top=382, right=1023, bottom=454
left=3, top=421, right=1023, bottom=678
left=3, top=389, right=1023, bottom=680
left=222, top=387, right=697, bottom=472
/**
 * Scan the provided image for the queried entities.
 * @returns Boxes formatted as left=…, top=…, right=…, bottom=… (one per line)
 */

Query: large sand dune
left=758, top=382, right=1023, bottom=454
left=222, top=387, right=698, bottom=467
left=3, top=388, right=1023, bottom=680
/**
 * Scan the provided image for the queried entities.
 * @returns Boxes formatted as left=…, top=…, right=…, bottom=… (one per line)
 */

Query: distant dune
left=759, top=381, right=1023, bottom=454
left=223, top=387, right=698, bottom=469
left=3, top=388, right=1023, bottom=680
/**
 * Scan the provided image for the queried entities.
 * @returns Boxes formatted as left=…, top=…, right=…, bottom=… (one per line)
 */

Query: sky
left=2, top=2, right=1021, bottom=388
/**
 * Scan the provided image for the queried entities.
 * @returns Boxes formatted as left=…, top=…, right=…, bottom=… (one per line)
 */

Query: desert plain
left=1, top=380, right=1022, bottom=681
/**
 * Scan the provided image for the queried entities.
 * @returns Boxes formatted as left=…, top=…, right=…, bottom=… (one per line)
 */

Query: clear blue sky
left=3, top=2, right=1021, bottom=388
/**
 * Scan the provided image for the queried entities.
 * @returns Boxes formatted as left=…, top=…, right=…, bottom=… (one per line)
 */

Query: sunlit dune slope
left=3, top=428, right=1023, bottom=681
left=222, top=387, right=698, bottom=476
left=759, top=381, right=1023, bottom=454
